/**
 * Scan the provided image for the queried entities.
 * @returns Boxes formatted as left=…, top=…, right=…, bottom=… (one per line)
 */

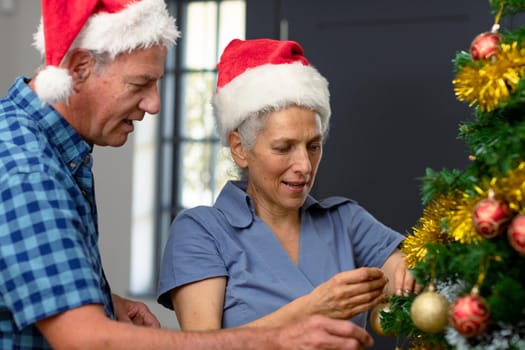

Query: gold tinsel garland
left=402, top=161, right=525, bottom=266
left=453, top=42, right=525, bottom=112
left=401, top=196, right=452, bottom=269
left=446, top=189, right=483, bottom=245
left=408, top=338, right=448, bottom=350
left=492, top=161, right=525, bottom=212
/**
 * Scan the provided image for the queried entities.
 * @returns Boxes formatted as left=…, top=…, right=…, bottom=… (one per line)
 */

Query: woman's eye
left=309, top=143, right=322, bottom=151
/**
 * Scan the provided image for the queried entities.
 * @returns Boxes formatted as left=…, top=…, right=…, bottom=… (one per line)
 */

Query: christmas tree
left=372, top=1, right=525, bottom=349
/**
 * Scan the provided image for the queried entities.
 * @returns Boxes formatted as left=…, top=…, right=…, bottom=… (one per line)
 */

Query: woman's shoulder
left=306, top=195, right=377, bottom=225
left=307, top=195, right=359, bottom=210
left=173, top=205, right=223, bottom=223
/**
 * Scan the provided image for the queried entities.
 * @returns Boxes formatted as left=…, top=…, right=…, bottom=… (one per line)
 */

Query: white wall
left=0, top=1, right=40, bottom=95
left=0, top=1, right=177, bottom=329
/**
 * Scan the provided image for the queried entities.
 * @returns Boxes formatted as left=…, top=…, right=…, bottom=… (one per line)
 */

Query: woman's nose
left=292, top=147, right=312, bottom=174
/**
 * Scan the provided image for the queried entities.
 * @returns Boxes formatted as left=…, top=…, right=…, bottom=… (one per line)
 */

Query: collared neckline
left=214, top=180, right=351, bottom=229
left=214, top=180, right=255, bottom=228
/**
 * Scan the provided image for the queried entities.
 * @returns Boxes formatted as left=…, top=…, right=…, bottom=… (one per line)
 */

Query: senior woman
left=157, top=38, right=418, bottom=331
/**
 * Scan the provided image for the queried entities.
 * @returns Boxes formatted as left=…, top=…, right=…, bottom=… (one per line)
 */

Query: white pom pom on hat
left=33, top=0, right=180, bottom=105
left=212, top=38, right=331, bottom=145
left=34, top=66, right=73, bottom=105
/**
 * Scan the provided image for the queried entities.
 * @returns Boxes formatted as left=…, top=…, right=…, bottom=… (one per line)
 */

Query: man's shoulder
left=0, top=111, right=43, bottom=155
left=0, top=112, right=56, bottom=180
left=0, top=90, right=37, bottom=133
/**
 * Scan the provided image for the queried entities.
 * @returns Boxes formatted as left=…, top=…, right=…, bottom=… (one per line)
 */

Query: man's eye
left=272, top=145, right=286, bottom=152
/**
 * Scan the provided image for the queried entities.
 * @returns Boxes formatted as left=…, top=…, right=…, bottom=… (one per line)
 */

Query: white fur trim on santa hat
left=33, top=0, right=180, bottom=58
left=32, top=0, right=179, bottom=104
left=34, top=66, right=73, bottom=105
left=212, top=62, right=331, bottom=145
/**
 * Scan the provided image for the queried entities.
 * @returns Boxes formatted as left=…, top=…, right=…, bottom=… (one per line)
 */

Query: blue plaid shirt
left=0, top=77, right=115, bottom=349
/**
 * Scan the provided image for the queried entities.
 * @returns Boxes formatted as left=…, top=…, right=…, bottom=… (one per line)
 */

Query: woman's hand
left=381, top=250, right=421, bottom=296
left=304, top=267, right=388, bottom=320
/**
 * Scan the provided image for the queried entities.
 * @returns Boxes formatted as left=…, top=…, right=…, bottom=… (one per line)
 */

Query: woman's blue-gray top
left=157, top=180, right=404, bottom=328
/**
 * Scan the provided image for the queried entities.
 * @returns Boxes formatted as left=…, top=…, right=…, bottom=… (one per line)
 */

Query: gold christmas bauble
left=370, top=302, right=394, bottom=336
left=410, top=290, right=450, bottom=333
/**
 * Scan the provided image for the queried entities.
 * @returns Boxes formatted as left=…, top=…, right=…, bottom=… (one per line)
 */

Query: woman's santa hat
left=212, top=38, right=331, bottom=145
left=32, top=0, right=180, bottom=105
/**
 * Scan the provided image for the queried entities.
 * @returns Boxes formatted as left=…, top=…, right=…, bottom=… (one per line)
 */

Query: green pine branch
left=389, top=2, right=525, bottom=347
left=490, top=0, right=525, bottom=16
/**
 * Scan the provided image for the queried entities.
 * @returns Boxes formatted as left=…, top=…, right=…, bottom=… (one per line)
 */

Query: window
left=130, top=0, right=246, bottom=296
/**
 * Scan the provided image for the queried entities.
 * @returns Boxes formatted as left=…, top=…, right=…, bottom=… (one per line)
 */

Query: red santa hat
left=212, top=38, right=331, bottom=145
left=32, top=0, right=180, bottom=105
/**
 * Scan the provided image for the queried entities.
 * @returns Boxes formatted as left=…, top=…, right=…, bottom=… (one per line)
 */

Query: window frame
left=129, top=0, right=246, bottom=297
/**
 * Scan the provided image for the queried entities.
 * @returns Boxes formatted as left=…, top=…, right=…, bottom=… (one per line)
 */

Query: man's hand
left=112, top=293, right=161, bottom=328
left=276, top=315, right=374, bottom=350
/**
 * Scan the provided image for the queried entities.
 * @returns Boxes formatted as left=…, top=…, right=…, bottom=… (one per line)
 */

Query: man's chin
left=100, top=134, right=130, bottom=147
left=112, top=137, right=129, bottom=147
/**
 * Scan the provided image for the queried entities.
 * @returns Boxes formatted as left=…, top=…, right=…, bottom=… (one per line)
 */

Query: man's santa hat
left=32, top=0, right=180, bottom=105
left=212, top=38, right=331, bottom=145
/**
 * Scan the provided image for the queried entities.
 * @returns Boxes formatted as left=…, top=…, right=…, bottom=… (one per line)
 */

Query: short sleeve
left=340, top=202, right=405, bottom=268
left=157, top=208, right=228, bottom=309
left=0, top=172, right=106, bottom=329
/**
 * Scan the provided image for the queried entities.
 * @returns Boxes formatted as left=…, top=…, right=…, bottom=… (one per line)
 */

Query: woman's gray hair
left=236, top=104, right=329, bottom=151
left=231, top=104, right=328, bottom=179
left=236, top=109, right=270, bottom=151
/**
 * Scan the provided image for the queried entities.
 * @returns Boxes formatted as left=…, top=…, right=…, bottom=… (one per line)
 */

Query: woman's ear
left=229, top=131, right=248, bottom=168
left=64, top=48, right=95, bottom=92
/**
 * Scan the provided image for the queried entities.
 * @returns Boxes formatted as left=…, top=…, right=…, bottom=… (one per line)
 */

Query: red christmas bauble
left=472, top=197, right=512, bottom=239
left=449, top=293, right=490, bottom=337
left=507, top=215, right=525, bottom=256
left=470, top=31, right=501, bottom=60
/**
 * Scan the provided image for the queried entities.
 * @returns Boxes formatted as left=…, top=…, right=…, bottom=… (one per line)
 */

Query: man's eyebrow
left=127, top=74, right=164, bottom=82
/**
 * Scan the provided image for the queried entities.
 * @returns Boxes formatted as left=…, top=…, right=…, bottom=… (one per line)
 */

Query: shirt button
left=69, top=161, right=77, bottom=169
left=83, top=155, right=90, bottom=164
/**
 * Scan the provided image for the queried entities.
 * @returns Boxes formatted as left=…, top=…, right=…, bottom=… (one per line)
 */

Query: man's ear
left=229, top=131, right=248, bottom=168
left=64, top=48, right=95, bottom=91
